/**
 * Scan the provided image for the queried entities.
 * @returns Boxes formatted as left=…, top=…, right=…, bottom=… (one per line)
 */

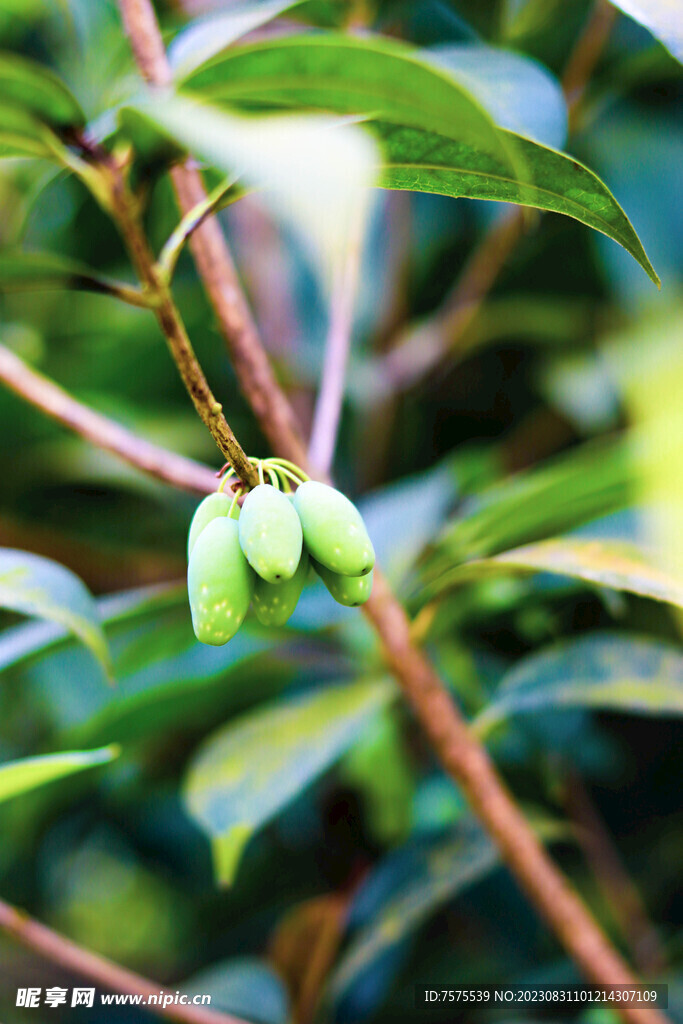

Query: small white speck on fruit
left=201, top=585, right=209, bottom=595
left=334, top=546, right=341, bottom=555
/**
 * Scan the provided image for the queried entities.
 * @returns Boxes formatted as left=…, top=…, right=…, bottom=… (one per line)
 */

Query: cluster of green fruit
left=187, top=458, right=375, bottom=646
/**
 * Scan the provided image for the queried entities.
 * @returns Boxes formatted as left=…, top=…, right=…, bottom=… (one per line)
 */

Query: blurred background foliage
left=0, top=0, right=681, bottom=1022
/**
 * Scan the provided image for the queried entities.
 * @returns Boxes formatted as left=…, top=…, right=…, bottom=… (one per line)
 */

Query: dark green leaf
left=0, top=250, right=146, bottom=304
left=473, top=634, right=683, bottom=738
left=0, top=548, right=112, bottom=678
left=183, top=678, right=393, bottom=885
left=182, top=958, right=289, bottom=1024
left=377, top=122, right=659, bottom=286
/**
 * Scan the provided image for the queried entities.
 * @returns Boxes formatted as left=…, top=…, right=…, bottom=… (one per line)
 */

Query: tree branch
left=0, top=897, right=248, bottom=1024
left=95, top=152, right=258, bottom=489
left=104, top=4, right=671, bottom=1021
left=0, top=343, right=216, bottom=494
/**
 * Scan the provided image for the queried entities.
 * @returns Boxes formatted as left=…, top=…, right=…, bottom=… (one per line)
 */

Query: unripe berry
left=252, top=553, right=309, bottom=626
left=188, top=518, right=254, bottom=645
left=293, top=481, right=375, bottom=577
left=238, top=483, right=303, bottom=583
left=187, top=491, right=232, bottom=558
left=313, top=559, right=373, bottom=606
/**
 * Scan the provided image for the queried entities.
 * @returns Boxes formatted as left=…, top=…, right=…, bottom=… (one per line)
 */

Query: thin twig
left=0, top=343, right=216, bottom=494
left=96, top=153, right=258, bottom=488
left=0, top=898, right=248, bottom=1024
left=111, top=5, right=670, bottom=1020
left=307, top=246, right=360, bottom=475
left=157, top=177, right=242, bottom=284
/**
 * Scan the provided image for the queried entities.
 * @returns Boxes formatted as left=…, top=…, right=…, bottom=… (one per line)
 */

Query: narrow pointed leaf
left=473, top=634, right=683, bottom=738
left=0, top=251, right=146, bottom=304
left=0, top=745, right=119, bottom=804
left=0, top=549, right=112, bottom=678
left=183, top=678, right=393, bottom=884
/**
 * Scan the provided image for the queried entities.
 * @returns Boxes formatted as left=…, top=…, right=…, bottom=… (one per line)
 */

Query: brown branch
left=107, top=5, right=671, bottom=1022
left=0, top=898, right=248, bottom=1024
left=96, top=153, right=257, bottom=488
left=0, top=343, right=216, bottom=494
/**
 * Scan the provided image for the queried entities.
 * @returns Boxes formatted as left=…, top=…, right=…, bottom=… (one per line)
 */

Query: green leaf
left=182, top=958, right=289, bottom=1024
left=0, top=52, right=84, bottom=128
left=0, top=103, right=58, bottom=159
left=180, top=33, right=657, bottom=284
left=168, top=0, right=306, bottom=77
left=183, top=678, right=393, bottom=885
left=424, top=437, right=632, bottom=578
left=0, top=250, right=146, bottom=304
left=0, top=548, right=112, bottom=679
left=330, top=819, right=498, bottom=1005
left=428, top=538, right=683, bottom=609
left=377, top=123, right=659, bottom=286
left=180, top=32, right=515, bottom=168
left=0, top=745, right=119, bottom=804
left=610, top=0, right=682, bottom=63
left=473, top=634, right=683, bottom=739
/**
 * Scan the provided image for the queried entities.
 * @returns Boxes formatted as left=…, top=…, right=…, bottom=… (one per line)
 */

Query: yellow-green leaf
left=0, top=745, right=119, bottom=804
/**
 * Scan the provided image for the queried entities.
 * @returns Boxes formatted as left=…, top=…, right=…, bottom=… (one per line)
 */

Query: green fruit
left=252, top=553, right=309, bottom=626
left=293, top=481, right=375, bottom=576
left=238, top=483, right=303, bottom=583
left=187, top=491, right=232, bottom=558
left=188, top=518, right=254, bottom=646
left=313, top=559, right=373, bottom=607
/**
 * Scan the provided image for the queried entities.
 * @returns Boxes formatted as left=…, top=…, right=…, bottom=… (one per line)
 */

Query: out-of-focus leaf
left=425, top=43, right=567, bottom=147
left=427, top=538, right=683, bottom=609
left=0, top=250, right=142, bottom=302
left=0, top=103, right=58, bottom=159
left=183, top=958, right=289, bottom=1024
left=330, top=819, right=498, bottom=1007
left=180, top=33, right=515, bottom=167
left=610, top=0, right=682, bottom=62
left=180, top=34, right=657, bottom=284
left=0, top=745, right=118, bottom=804
left=0, top=548, right=112, bottom=678
left=473, top=634, right=683, bottom=739
left=425, top=437, right=632, bottom=577
left=0, top=52, right=84, bottom=128
left=168, top=0, right=305, bottom=77
left=0, top=581, right=185, bottom=676
left=379, top=123, right=659, bottom=286
left=127, top=94, right=377, bottom=286
left=183, top=678, right=393, bottom=885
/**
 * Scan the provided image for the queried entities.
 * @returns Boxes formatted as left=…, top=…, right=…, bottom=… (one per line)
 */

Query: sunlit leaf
left=127, top=94, right=378, bottom=286
left=610, top=0, right=682, bottom=63
left=0, top=52, right=84, bottom=128
left=427, top=538, right=683, bottom=609
left=183, top=678, right=393, bottom=885
left=0, top=103, right=58, bottom=159
left=473, top=634, right=683, bottom=739
left=0, top=548, right=112, bottom=678
left=0, top=745, right=119, bottom=804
